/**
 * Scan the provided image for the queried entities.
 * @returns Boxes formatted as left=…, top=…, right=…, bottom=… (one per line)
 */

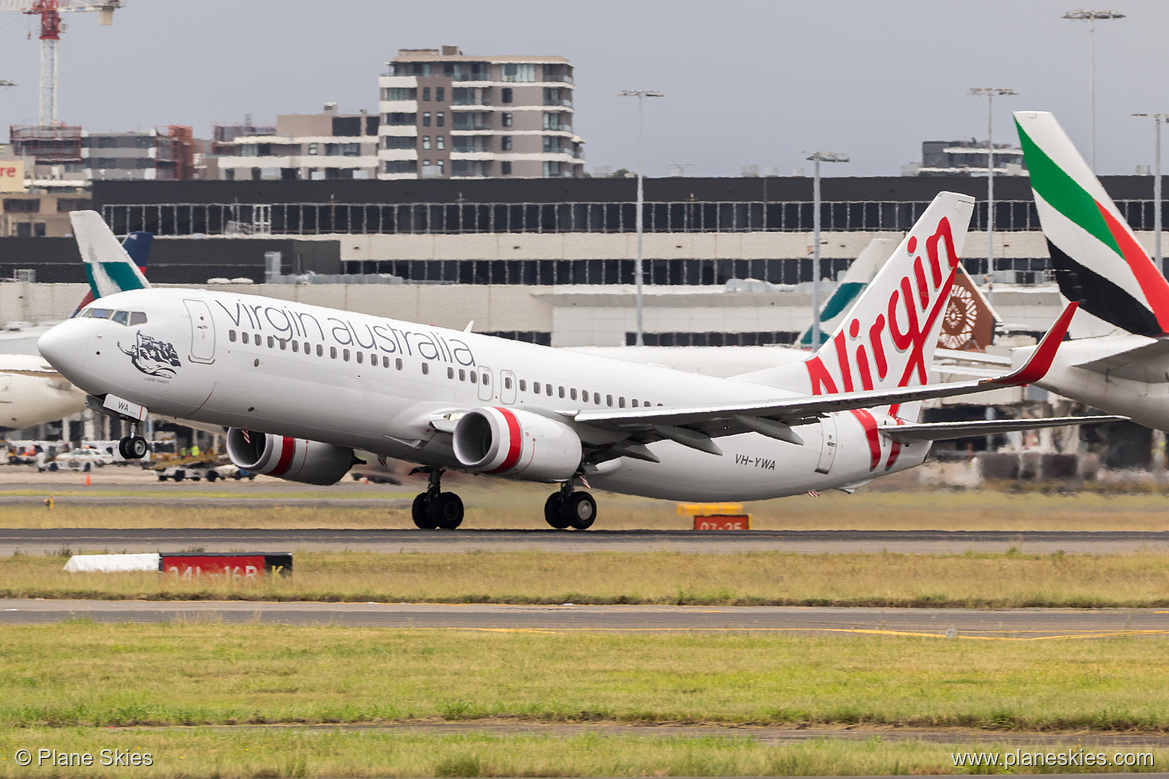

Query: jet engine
left=226, top=428, right=354, bottom=485
left=452, top=406, right=582, bottom=482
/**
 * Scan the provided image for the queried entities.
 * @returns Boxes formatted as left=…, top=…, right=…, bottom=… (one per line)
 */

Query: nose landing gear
left=411, top=468, right=464, bottom=530
left=544, top=481, right=596, bottom=530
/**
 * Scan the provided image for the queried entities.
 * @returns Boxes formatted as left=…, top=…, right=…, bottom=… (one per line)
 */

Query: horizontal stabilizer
left=1072, top=337, right=1169, bottom=383
left=880, top=415, right=1125, bottom=443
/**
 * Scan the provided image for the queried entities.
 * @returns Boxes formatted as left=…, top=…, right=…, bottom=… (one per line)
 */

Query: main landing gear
left=544, top=482, right=596, bottom=531
left=411, top=468, right=464, bottom=530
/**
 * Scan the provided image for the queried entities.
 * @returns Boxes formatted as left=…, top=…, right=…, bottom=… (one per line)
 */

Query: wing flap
left=880, top=415, right=1125, bottom=443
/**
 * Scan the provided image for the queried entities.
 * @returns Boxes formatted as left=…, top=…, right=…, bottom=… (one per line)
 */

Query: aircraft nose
left=38, top=320, right=89, bottom=379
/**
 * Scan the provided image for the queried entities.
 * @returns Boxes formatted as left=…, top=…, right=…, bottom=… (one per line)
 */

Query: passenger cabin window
left=632, top=399, right=638, bottom=407
left=519, top=380, right=527, bottom=391
left=569, top=388, right=576, bottom=400
left=619, top=397, right=626, bottom=408
left=533, top=381, right=541, bottom=394
left=505, top=377, right=513, bottom=390
left=546, top=384, right=552, bottom=396
left=267, top=336, right=275, bottom=348
left=396, top=358, right=403, bottom=370
left=343, top=349, right=350, bottom=361
left=242, top=332, right=250, bottom=344
left=422, top=363, right=429, bottom=375
left=459, top=369, right=466, bottom=381
left=229, top=330, right=237, bottom=343
left=448, top=367, right=454, bottom=379
left=317, top=345, right=324, bottom=357
left=356, top=352, right=363, bottom=364
left=470, top=371, right=478, bottom=383
left=330, top=347, right=337, bottom=359
left=279, top=339, right=287, bottom=351
left=292, top=341, right=299, bottom=353
left=607, top=394, right=613, bottom=407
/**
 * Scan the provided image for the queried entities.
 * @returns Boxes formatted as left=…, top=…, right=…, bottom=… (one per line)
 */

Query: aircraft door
left=477, top=367, right=494, bottom=402
left=500, top=370, right=517, bottom=405
left=183, top=299, right=216, bottom=364
left=814, top=414, right=838, bottom=474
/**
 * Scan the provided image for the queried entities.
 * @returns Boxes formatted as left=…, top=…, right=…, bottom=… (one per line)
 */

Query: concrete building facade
left=211, top=106, right=381, bottom=182
left=378, top=46, right=585, bottom=180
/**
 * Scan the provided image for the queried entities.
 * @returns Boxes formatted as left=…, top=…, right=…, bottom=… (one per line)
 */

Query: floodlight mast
left=968, top=88, right=1017, bottom=288
left=803, top=151, right=849, bottom=350
left=1062, top=9, right=1125, bottom=171
left=1133, top=113, right=1168, bottom=275
left=617, top=89, right=664, bottom=346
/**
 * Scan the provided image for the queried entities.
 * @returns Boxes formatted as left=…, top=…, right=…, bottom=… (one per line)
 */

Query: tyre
left=430, top=492, right=464, bottom=530
left=173, top=471, right=184, bottom=482
left=129, top=436, right=148, bottom=459
left=157, top=475, right=167, bottom=482
left=83, top=463, right=91, bottom=473
left=48, top=463, right=57, bottom=472
left=412, top=493, right=438, bottom=529
left=562, top=491, right=597, bottom=531
left=544, top=493, right=570, bottom=529
left=206, top=471, right=218, bottom=483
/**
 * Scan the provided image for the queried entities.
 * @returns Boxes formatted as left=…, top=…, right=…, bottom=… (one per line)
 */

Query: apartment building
left=9, top=125, right=195, bottom=185
left=378, top=46, right=585, bottom=180
left=211, top=106, right=381, bottom=181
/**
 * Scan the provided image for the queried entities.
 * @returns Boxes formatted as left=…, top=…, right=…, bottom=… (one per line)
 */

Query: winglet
left=991, top=302, right=1077, bottom=386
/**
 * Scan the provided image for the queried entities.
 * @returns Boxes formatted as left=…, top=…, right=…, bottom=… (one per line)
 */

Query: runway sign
left=693, top=515, right=751, bottom=531
left=160, top=553, right=292, bottom=579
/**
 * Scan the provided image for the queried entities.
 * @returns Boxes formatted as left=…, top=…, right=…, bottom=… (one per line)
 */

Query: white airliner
left=38, top=199, right=1111, bottom=529
left=1002, top=111, right=1169, bottom=430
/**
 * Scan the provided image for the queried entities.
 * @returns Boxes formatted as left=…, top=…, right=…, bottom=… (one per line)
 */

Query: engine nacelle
left=452, top=406, right=582, bottom=482
left=226, top=428, right=353, bottom=485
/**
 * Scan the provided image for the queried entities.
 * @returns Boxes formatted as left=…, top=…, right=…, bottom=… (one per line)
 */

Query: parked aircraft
left=1009, top=111, right=1169, bottom=430
left=0, top=229, right=151, bottom=431
left=38, top=197, right=1112, bottom=528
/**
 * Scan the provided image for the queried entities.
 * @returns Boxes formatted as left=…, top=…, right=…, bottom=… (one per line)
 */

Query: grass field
left=8, top=484, right=1169, bottom=530
left=6, top=550, right=1169, bottom=608
left=3, top=624, right=1169, bottom=732
left=0, top=727, right=1162, bottom=778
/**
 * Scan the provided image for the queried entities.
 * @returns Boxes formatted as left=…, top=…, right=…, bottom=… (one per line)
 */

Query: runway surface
left=3, top=599, right=1167, bottom=638
left=5, top=527, right=1169, bottom=555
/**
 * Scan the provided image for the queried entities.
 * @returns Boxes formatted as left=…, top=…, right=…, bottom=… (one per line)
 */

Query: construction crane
left=0, top=0, right=121, bottom=126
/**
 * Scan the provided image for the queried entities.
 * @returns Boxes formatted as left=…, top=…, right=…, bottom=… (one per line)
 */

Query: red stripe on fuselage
left=486, top=408, right=523, bottom=474
left=849, top=409, right=882, bottom=471
left=269, top=436, right=296, bottom=477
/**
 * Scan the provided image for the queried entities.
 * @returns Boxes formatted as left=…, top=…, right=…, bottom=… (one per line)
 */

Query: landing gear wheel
left=562, top=491, right=597, bottom=531
left=117, top=435, right=148, bottom=460
left=430, top=492, right=464, bottom=530
left=544, top=493, right=571, bottom=529
left=412, top=493, right=438, bottom=530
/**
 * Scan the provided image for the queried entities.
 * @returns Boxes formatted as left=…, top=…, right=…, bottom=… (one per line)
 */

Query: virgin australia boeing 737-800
left=37, top=199, right=1112, bottom=529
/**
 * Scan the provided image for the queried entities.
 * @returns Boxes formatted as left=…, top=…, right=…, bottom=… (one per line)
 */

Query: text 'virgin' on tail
left=738, top=191, right=974, bottom=410
left=1015, top=110, right=1169, bottom=337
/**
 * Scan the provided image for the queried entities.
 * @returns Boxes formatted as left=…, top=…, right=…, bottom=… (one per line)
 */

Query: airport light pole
left=618, top=89, right=664, bottom=346
left=1063, top=9, right=1125, bottom=171
left=969, top=88, right=1017, bottom=287
left=804, top=151, right=849, bottom=350
left=1133, top=113, right=1168, bottom=275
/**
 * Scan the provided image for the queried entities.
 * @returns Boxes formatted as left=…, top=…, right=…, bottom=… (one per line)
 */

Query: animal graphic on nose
left=119, top=332, right=181, bottom=377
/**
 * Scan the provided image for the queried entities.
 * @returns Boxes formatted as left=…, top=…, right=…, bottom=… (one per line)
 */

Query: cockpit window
left=79, top=308, right=147, bottom=326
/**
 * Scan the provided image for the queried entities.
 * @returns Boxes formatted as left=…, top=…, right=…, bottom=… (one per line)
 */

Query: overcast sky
left=0, top=0, right=1165, bottom=178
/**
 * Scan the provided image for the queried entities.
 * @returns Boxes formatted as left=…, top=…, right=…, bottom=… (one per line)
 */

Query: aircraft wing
left=879, top=415, right=1125, bottom=443
left=571, top=303, right=1078, bottom=454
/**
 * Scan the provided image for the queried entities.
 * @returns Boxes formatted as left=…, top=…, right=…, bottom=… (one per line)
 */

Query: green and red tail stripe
left=1015, top=111, right=1169, bottom=337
